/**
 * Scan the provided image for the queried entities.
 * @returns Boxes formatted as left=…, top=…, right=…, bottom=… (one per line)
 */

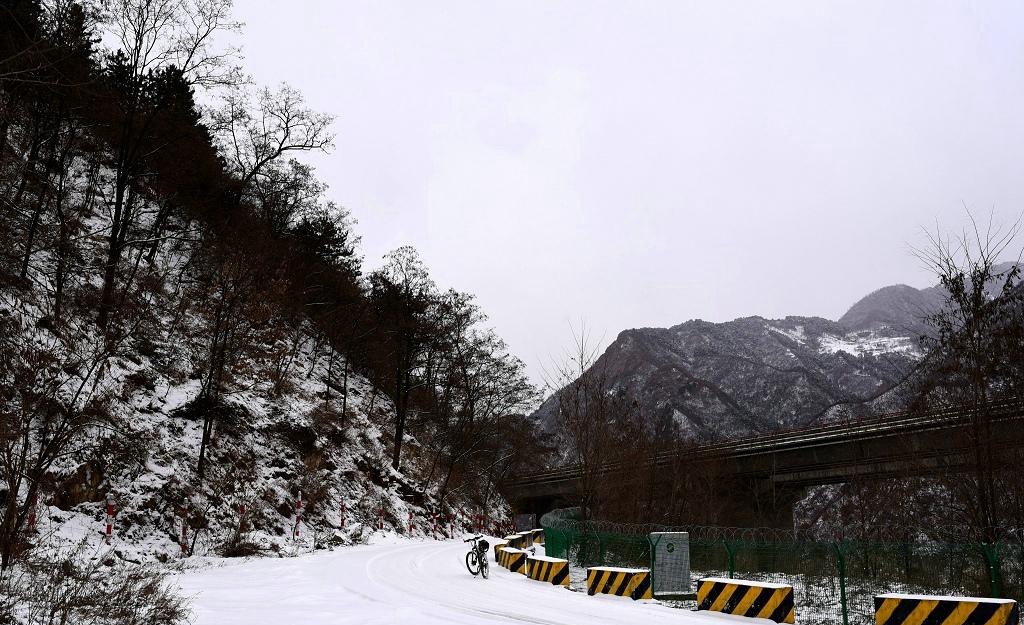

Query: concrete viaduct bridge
left=502, top=398, right=1024, bottom=527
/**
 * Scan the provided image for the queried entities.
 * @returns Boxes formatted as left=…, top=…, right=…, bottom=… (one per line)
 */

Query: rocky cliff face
left=535, top=282, right=946, bottom=441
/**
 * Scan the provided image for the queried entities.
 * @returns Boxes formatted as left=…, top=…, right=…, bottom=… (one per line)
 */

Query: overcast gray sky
left=233, top=1, right=1024, bottom=386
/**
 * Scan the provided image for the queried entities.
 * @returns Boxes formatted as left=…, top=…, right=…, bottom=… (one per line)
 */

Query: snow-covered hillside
left=4, top=245, right=503, bottom=569
left=532, top=282, right=943, bottom=441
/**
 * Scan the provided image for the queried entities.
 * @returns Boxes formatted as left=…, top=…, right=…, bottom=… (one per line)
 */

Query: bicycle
left=464, top=535, right=489, bottom=578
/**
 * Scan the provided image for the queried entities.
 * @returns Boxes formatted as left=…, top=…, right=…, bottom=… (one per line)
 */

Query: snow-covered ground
left=768, top=324, right=919, bottom=358
left=175, top=537, right=771, bottom=625
left=817, top=333, right=918, bottom=357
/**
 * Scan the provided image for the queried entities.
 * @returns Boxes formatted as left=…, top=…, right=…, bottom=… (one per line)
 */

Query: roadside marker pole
left=340, top=501, right=346, bottom=529
left=181, top=503, right=189, bottom=556
left=27, top=491, right=37, bottom=534
left=239, top=503, right=247, bottom=533
left=295, top=491, right=303, bottom=540
left=408, top=510, right=414, bottom=534
left=378, top=506, right=384, bottom=530
left=432, top=513, right=438, bottom=537
left=105, top=493, right=114, bottom=544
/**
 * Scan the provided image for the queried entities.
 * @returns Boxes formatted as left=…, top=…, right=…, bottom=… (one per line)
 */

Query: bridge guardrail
left=507, top=398, right=1024, bottom=487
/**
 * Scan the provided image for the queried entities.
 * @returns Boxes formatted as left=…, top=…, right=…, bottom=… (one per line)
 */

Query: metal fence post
left=724, top=540, right=736, bottom=578
left=648, top=534, right=659, bottom=593
left=832, top=541, right=849, bottom=625
left=981, top=542, right=1003, bottom=598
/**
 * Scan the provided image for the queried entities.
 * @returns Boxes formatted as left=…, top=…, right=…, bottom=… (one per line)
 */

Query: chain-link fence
left=541, top=509, right=1024, bottom=625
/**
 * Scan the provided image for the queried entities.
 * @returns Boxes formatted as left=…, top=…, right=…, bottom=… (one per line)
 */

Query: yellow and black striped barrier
left=531, top=529, right=545, bottom=545
left=492, top=541, right=507, bottom=562
left=874, top=594, right=1019, bottom=625
left=585, top=567, right=652, bottom=601
left=497, top=546, right=527, bottom=574
left=503, top=534, right=524, bottom=549
left=527, top=555, right=569, bottom=587
left=697, top=577, right=795, bottom=624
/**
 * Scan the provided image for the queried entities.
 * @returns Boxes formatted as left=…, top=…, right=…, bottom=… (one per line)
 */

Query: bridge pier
left=745, top=480, right=802, bottom=530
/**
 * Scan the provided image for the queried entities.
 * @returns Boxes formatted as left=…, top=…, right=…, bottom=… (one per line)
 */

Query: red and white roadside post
left=104, top=493, right=114, bottom=544
left=239, top=503, right=247, bottom=534
left=180, top=503, right=189, bottom=556
left=431, top=513, right=438, bottom=538
left=294, top=491, right=303, bottom=540
left=339, top=501, right=346, bottom=530
left=407, top=510, right=414, bottom=535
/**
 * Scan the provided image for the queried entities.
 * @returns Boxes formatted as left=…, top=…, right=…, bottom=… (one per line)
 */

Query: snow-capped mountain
left=534, top=281, right=953, bottom=441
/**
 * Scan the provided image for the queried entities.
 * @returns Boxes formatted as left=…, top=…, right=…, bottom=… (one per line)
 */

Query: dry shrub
left=0, top=541, right=189, bottom=625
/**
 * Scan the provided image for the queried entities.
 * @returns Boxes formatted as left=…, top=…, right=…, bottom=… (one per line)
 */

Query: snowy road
left=176, top=538, right=761, bottom=625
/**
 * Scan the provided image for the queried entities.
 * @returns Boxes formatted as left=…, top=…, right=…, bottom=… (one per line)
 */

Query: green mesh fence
left=541, top=510, right=1023, bottom=625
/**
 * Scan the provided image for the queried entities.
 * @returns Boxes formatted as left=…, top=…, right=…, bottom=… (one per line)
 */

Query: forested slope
left=0, top=3, right=541, bottom=617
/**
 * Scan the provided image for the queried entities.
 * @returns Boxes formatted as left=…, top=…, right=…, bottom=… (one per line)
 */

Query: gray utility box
left=514, top=514, right=537, bottom=533
left=649, top=532, right=691, bottom=597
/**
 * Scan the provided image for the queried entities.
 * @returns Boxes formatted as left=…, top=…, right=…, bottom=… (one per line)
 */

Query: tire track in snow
left=178, top=539, right=735, bottom=625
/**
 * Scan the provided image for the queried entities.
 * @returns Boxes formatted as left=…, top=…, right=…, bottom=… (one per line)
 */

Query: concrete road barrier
left=585, top=567, right=652, bottom=601
left=492, top=541, right=507, bottom=562
left=497, top=546, right=528, bottom=575
left=526, top=555, right=569, bottom=587
left=697, top=577, right=794, bottom=624
left=503, top=533, right=525, bottom=549
left=874, top=593, right=1019, bottom=625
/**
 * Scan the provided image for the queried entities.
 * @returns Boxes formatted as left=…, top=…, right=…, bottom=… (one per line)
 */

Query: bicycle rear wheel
left=479, top=553, right=489, bottom=579
left=465, top=550, right=480, bottom=576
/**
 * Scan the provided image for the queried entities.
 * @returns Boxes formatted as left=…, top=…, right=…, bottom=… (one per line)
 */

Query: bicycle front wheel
left=465, top=550, right=480, bottom=576
left=480, top=554, right=489, bottom=579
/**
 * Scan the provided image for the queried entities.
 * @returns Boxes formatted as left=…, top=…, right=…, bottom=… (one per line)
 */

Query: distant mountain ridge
left=534, top=279, right=954, bottom=442
left=839, top=283, right=946, bottom=336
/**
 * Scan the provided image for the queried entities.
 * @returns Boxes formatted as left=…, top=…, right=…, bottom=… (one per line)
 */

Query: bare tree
left=95, top=0, right=241, bottom=329
left=422, top=290, right=539, bottom=504
left=102, top=0, right=241, bottom=88
left=368, top=246, right=437, bottom=470
left=913, top=212, right=1023, bottom=541
left=0, top=306, right=123, bottom=571
left=212, top=83, right=334, bottom=209
left=543, top=324, right=626, bottom=520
